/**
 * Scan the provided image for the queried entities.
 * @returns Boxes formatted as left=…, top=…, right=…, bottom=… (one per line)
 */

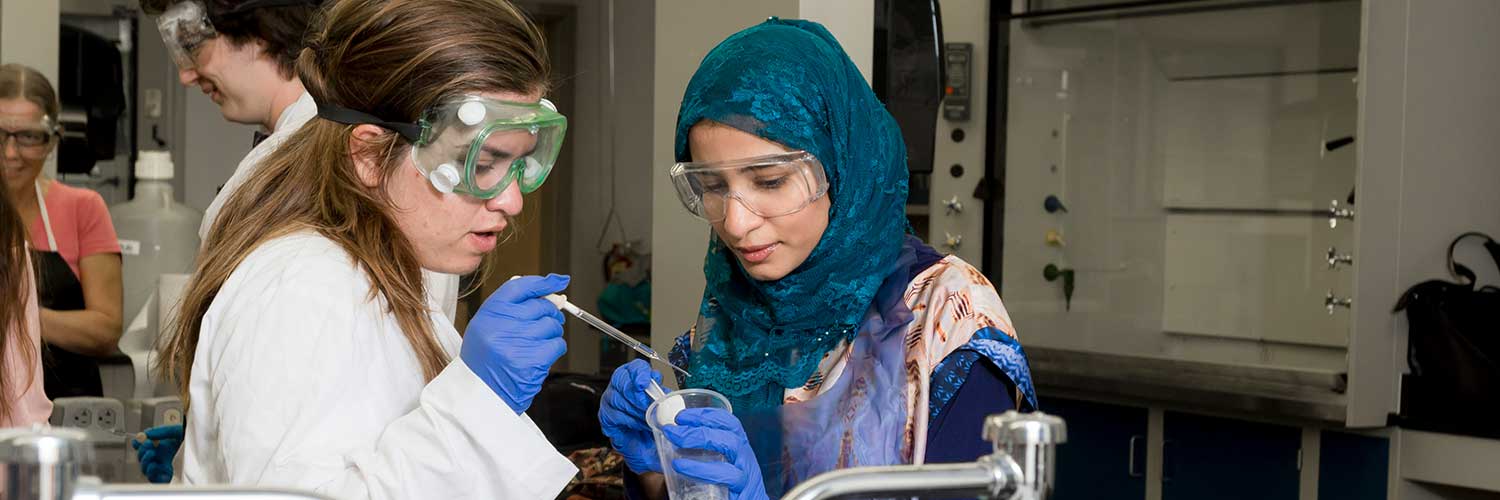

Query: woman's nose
left=2, top=137, right=21, bottom=160
left=720, top=197, right=764, bottom=238
left=486, top=179, right=524, bottom=216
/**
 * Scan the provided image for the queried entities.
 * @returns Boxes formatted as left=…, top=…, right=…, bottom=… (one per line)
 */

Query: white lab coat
left=177, top=231, right=576, bottom=499
left=198, top=91, right=461, bottom=323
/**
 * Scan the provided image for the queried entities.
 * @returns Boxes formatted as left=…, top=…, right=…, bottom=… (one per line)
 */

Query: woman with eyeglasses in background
left=0, top=63, right=123, bottom=399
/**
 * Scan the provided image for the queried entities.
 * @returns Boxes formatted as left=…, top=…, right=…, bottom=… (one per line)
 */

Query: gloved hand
left=130, top=424, right=184, bottom=484
left=662, top=408, right=768, bottom=500
left=461, top=273, right=569, bottom=414
left=599, top=359, right=664, bottom=473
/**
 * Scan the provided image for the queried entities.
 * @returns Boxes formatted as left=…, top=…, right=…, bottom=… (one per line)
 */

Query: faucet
left=0, top=427, right=335, bottom=500
left=782, top=410, right=1066, bottom=500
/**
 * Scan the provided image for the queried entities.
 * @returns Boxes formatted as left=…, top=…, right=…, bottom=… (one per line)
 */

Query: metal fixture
left=1326, top=247, right=1354, bottom=269
left=1327, top=200, right=1355, bottom=228
left=0, top=427, right=335, bottom=500
left=783, top=411, right=1066, bottom=500
left=944, top=196, right=964, bottom=215
left=1325, top=291, right=1352, bottom=314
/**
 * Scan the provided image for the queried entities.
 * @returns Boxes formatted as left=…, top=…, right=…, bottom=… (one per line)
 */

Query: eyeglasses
left=0, top=129, right=52, bottom=148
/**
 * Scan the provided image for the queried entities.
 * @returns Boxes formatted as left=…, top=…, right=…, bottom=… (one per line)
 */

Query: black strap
left=312, top=96, right=423, bottom=143
left=1447, top=232, right=1500, bottom=285
left=220, top=0, right=322, bottom=17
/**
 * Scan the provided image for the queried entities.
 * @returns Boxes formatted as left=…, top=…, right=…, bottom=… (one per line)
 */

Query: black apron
left=31, top=181, right=103, bottom=398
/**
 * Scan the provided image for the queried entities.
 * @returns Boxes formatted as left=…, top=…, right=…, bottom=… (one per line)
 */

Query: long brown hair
left=157, top=0, right=550, bottom=402
left=0, top=186, right=37, bottom=423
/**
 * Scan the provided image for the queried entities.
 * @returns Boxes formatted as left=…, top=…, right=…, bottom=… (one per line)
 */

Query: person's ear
left=349, top=125, right=389, bottom=188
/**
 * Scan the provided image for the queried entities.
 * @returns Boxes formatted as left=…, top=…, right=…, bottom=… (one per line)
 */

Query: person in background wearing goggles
left=0, top=65, right=123, bottom=400
left=150, top=0, right=578, bottom=497
left=131, top=0, right=454, bottom=481
left=597, top=19, right=1037, bottom=500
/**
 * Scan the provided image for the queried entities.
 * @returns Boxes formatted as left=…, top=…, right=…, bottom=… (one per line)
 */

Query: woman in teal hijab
left=598, top=18, right=1036, bottom=500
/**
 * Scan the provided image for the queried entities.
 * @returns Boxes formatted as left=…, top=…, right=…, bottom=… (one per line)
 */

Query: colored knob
left=1043, top=264, right=1076, bottom=311
left=1045, top=230, right=1065, bottom=247
left=1044, top=195, right=1068, bottom=214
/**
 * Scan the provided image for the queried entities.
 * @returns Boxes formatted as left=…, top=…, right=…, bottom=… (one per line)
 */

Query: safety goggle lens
left=678, top=156, right=825, bottom=222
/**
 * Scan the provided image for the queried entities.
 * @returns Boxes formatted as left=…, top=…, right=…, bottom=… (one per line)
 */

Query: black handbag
left=1393, top=232, right=1500, bottom=438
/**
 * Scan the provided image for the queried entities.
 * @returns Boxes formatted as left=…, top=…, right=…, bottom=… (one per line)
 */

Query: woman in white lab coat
left=154, top=0, right=577, bottom=498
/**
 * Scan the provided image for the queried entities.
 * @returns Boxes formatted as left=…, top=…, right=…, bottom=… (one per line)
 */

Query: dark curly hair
left=141, top=0, right=322, bottom=79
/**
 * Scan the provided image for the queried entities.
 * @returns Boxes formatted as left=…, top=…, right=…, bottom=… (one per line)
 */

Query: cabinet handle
left=1128, top=435, right=1144, bottom=478
left=1161, top=439, right=1175, bottom=483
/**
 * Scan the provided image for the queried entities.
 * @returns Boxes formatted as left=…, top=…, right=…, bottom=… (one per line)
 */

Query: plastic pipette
left=646, top=379, right=668, bottom=401
left=544, top=294, right=691, bottom=378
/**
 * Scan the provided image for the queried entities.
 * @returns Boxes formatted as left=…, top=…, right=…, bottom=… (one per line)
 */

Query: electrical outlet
left=71, top=406, right=92, bottom=428
left=144, top=88, right=163, bottom=118
left=96, top=405, right=118, bottom=430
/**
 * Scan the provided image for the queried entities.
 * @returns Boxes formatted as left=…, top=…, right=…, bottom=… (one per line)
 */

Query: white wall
left=649, top=0, right=874, bottom=359
left=538, top=0, right=656, bottom=375
left=181, top=92, right=256, bottom=212
left=1, top=0, right=60, bottom=178
left=798, top=0, right=873, bottom=84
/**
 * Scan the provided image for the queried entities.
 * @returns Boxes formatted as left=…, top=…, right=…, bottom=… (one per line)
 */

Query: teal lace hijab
left=678, top=18, right=910, bottom=412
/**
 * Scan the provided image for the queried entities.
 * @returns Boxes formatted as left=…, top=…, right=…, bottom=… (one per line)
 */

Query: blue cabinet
left=1162, top=412, right=1301, bottom=500
left=1319, top=431, right=1388, bottom=500
left=1041, top=397, right=1148, bottom=500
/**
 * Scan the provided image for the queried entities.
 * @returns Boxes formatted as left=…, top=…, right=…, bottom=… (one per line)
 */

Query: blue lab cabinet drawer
left=1319, top=431, right=1389, bottom=500
left=1040, top=397, right=1148, bottom=500
left=1162, top=411, right=1301, bottom=500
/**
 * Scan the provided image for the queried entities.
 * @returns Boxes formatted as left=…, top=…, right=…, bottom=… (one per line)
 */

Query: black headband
left=218, top=0, right=321, bottom=17
left=312, top=96, right=424, bottom=143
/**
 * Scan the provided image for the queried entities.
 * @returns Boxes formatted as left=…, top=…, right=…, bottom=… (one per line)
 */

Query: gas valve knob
left=1328, top=200, right=1355, bottom=229
left=1326, top=247, right=1354, bottom=270
left=1325, top=291, right=1352, bottom=314
left=943, top=232, right=963, bottom=251
left=944, top=196, right=964, bottom=215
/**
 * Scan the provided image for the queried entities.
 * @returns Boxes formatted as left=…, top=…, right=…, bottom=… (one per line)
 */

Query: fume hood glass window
left=999, top=0, right=1361, bottom=371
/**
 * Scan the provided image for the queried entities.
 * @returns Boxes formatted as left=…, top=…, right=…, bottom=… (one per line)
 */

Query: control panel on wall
left=928, top=0, right=990, bottom=267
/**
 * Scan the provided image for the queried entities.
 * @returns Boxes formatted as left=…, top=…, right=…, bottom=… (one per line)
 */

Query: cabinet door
left=1162, top=412, right=1300, bottom=500
left=1319, top=431, right=1389, bottom=500
left=1042, top=397, right=1148, bottom=500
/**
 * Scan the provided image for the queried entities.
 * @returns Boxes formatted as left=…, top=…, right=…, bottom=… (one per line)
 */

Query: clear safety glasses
left=153, top=0, right=316, bottom=69
left=316, top=95, right=568, bottom=199
left=669, top=151, right=829, bottom=222
left=155, top=1, right=217, bottom=69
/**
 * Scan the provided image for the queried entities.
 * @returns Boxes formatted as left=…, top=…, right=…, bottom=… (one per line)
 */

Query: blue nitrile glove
left=130, top=424, right=184, bottom=484
left=599, top=359, right=664, bottom=473
left=461, top=274, right=570, bottom=414
left=663, top=408, right=769, bottom=500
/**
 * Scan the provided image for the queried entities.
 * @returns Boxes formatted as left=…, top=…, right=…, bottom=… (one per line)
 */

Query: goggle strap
left=314, top=97, right=424, bottom=143
left=219, top=0, right=321, bottom=17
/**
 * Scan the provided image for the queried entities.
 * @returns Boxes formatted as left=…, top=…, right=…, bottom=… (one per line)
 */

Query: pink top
left=3, top=256, right=53, bottom=427
left=29, top=180, right=121, bottom=277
